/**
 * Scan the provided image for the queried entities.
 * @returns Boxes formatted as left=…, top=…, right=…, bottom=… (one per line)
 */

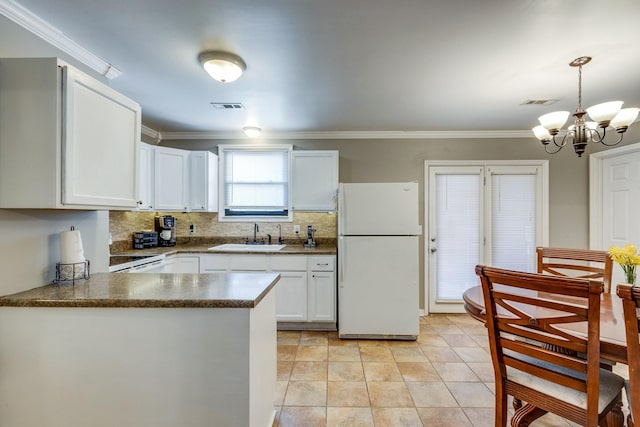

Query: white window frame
left=218, top=144, right=293, bottom=222
left=423, top=160, right=549, bottom=314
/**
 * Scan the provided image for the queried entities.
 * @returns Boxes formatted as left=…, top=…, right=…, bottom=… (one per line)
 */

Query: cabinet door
left=62, top=66, right=140, bottom=208
left=154, top=146, right=190, bottom=211
left=199, top=254, right=229, bottom=273
left=275, top=271, right=308, bottom=321
left=309, top=271, right=336, bottom=322
left=137, top=143, right=155, bottom=211
left=291, top=151, right=338, bottom=211
left=171, top=255, right=200, bottom=273
left=190, top=151, right=218, bottom=212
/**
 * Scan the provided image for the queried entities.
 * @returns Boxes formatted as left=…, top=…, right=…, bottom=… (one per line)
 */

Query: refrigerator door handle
left=338, top=184, right=345, bottom=236
left=338, top=235, right=345, bottom=286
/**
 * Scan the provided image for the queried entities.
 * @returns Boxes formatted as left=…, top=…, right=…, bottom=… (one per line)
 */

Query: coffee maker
left=155, top=215, right=177, bottom=247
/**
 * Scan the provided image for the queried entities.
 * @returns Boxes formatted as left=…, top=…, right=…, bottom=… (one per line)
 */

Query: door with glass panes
left=425, top=162, right=548, bottom=313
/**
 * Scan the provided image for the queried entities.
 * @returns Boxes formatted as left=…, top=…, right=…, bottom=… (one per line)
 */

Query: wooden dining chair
left=537, top=247, right=613, bottom=293
left=476, top=265, right=625, bottom=427
left=616, top=284, right=640, bottom=427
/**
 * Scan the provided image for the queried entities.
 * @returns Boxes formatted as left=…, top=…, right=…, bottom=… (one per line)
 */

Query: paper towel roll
left=60, top=228, right=86, bottom=264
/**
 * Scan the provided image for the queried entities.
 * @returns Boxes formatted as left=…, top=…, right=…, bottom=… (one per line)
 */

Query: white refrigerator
left=338, top=182, right=420, bottom=340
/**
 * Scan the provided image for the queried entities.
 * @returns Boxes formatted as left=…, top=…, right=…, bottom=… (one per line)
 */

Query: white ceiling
left=2, top=0, right=640, bottom=138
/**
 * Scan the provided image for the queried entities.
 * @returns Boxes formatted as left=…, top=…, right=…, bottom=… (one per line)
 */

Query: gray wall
left=162, top=133, right=637, bottom=248
left=161, top=128, right=640, bottom=309
left=0, top=210, right=110, bottom=295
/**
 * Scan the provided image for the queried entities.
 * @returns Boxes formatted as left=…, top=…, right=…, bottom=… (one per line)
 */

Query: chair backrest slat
left=504, top=355, right=588, bottom=393
left=498, top=322, right=588, bottom=355
left=501, top=338, right=588, bottom=373
left=537, top=247, right=613, bottom=293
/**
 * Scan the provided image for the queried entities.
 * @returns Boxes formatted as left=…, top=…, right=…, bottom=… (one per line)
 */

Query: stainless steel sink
left=208, top=244, right=286, bottom=252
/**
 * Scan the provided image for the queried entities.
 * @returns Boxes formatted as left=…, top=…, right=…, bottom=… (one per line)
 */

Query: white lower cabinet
left=198, top=253, right=336, bottom=328
left=274, top=271, right=308, bottom=321
left=199, top=254, right=228, bottom=273
left=271, top=256, right=308, bottom=322
left=309, top=271, right=335, bottom=321
left=308, top=256, right=336, bottom=322
left=166, top=255, right=200, bottom=273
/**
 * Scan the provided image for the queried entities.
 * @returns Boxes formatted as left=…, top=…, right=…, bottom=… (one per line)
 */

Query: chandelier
left=532, top=56, right=639, bottom=157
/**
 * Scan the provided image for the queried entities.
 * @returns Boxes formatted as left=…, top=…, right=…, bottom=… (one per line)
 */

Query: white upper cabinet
left=291, top=150, right=339, bottom=211
left=154, top=146, right=190, bottom=211
left=0, top=58, right=141, bottom=209
left=189, top=151, right=218, bottom=212
left=137, top=143, right=155, bottom=211
left=136, top=147, right=218, bottom=212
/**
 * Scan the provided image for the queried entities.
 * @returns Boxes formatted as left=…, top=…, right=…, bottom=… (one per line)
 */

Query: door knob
left=430, top=247, right=437, bottom=253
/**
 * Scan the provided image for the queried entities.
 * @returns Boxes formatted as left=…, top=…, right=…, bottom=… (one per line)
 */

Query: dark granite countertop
left=112, top=242, right=337, bottom=257
left=0, top=272, right=280, bottom=309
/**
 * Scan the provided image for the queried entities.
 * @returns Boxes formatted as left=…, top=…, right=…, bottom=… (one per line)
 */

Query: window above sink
left=218, top=145, right=292, bottom=222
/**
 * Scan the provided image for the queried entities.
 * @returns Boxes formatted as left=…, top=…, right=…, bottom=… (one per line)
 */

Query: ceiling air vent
left=210, top=102, right=244, bottom=110
left=521, top=99, right=558, bottom=106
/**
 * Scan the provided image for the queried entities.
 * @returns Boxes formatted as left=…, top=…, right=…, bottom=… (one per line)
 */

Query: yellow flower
left=609, top=244, right=640, bottom=284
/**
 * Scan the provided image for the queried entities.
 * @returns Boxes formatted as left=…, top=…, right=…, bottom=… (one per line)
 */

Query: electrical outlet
left=293, top=225, right=300, bottom=234
left=189, top=224, right=196, bottom=235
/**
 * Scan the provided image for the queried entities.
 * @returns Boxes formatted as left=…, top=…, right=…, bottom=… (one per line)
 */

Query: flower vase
left=626, top=271, right=637, bottom=285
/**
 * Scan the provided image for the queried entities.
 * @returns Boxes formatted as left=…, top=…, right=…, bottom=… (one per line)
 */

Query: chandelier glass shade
left=532, top=56, right=639, bottom=157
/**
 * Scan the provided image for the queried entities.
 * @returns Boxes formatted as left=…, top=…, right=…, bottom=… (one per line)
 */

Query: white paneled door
left=593, top=146, right=640, bottom=286
left=425, top=162, right=548, bottom=313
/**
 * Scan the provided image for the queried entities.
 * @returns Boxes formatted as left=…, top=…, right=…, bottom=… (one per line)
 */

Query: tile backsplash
left=109, top=211, right=337, bottom=244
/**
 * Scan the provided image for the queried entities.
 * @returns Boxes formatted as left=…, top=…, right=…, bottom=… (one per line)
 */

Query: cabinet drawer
left=199, top=254, right=228, bottom=272
left=229, top=255, right=269, bottom=271
left=270, top=255, right=307, bottom=271
left=308, top=256, right=335, bottom=271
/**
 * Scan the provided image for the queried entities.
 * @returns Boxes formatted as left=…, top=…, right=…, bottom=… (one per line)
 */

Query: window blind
left=491, top=174, right=537, bottom=272
left=222, top=148, right=290, bottom=216
left=435, top=174, right=481, bottom=301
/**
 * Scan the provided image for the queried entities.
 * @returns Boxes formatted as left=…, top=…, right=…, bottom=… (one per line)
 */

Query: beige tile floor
left=273, top=314, right=631, bottom=427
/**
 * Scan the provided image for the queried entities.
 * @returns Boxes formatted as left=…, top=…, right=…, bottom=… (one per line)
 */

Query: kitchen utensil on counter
left=155, top=215, right=176, bottom=247
left=304, top=225, right=316, bottom=247
left=132, top=231, right=158, bottom=249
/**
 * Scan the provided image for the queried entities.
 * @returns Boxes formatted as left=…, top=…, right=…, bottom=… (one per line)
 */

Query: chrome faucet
left=253, top=223, right=259, bottom=243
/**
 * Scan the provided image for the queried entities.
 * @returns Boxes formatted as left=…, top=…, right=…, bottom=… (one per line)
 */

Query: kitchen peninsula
left=0, top=272, right=279, bottom=427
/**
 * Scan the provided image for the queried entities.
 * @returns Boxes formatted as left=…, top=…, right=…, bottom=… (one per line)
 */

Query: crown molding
left=0, top=0, right=121, bottom=79
left=154, top=129, right=533, bottom=141
left=141, top=125, right=162, bottom=143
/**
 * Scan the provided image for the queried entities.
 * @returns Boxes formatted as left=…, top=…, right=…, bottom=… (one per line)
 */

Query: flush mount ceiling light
left=532, top=56, right=639, bottom=157
left=242, top=126, right=262, bottom=138
left=198, top=51, right=246, bottom=83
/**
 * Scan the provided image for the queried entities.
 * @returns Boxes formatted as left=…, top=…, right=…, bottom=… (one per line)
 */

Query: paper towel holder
left=53, top=260, right=90, bottom=284
left=55, top=226, right=90, bottom=284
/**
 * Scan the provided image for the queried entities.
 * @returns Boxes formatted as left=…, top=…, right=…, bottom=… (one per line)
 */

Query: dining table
left=463, top=285, right=628, bottom=427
